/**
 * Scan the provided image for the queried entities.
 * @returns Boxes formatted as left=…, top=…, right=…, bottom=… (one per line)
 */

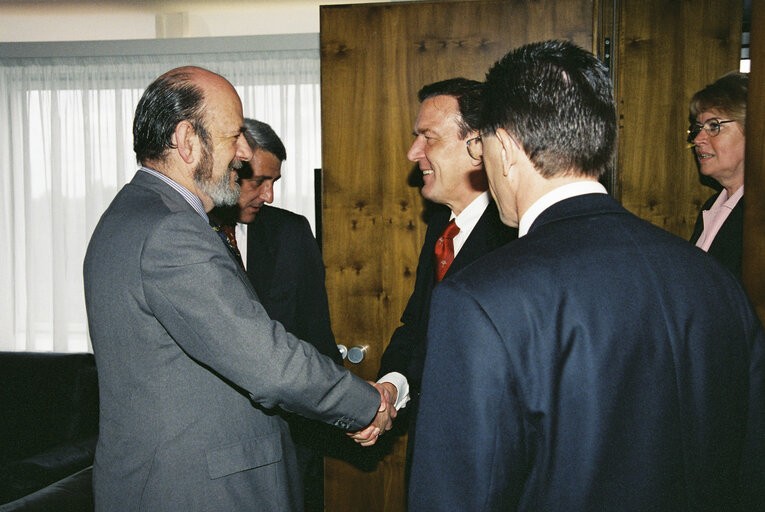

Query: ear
left=173, top=120, right=197, bottom=165
left=495, top=127, right=520, bottom=177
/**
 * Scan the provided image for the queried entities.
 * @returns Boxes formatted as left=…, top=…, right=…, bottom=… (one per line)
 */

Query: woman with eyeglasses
left=688, top=71, right=748, bottom=279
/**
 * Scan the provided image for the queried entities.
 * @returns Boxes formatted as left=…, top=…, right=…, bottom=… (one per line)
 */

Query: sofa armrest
left=0, top=466, right=93, bottom=512
left=0, top=437, right=95, bottom=505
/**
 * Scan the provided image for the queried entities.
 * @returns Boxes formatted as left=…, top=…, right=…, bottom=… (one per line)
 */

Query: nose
left=693, top=124, right=710, bottom=145
left=407, top=136, right=425, bottom=162
left=237, top=133, right=254, bottom=161
left=261, top=183, right=274, bottom=204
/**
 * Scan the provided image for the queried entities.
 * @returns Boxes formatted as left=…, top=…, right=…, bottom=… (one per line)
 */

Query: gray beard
left=194, top=157, right=241, bottom=207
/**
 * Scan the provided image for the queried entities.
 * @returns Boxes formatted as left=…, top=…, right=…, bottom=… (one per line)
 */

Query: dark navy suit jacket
left=690, top=191, right=743, bottom=279
left=410, top=193, right=765, bottom=511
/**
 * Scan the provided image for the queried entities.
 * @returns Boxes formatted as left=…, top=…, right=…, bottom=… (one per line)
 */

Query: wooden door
left=614, top=0, right=743, bottom=237
left=320, top=2, right=594, bottom=510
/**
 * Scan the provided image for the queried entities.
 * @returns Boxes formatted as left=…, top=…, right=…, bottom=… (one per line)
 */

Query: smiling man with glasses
left=356, top=78, right=516, bottom=480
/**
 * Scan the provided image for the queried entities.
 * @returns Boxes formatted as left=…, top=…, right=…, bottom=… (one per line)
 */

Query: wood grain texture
left=744, top=0, right=765, bottom=322
left=321, top=1, right=593, bottom=510
left=615, top=0, right=742, bottom=237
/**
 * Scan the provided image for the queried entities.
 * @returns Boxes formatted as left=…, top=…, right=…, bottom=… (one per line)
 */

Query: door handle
left=347, top=345, right=367, bottom=364
left=337, top=344, right=348, bottom=360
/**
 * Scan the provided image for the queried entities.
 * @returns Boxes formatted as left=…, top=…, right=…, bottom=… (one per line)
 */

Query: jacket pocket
left=205, top=432, right=283, bottom=479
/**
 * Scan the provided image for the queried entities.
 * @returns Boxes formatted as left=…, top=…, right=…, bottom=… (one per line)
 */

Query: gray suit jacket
left=83, top=171, right=379, bottom=511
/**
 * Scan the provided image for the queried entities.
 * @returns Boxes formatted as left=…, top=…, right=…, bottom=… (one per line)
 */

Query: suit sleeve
left=408, top=280, right=526, bottom=511
left=140, top=211, right=379, bottom=431
left=378, top=280, right=428, bottom=379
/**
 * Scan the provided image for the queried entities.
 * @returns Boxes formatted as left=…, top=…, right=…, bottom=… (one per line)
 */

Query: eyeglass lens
left=687, top=119, right=731, bottom=143
left=466, top=137, right=482, bottom=160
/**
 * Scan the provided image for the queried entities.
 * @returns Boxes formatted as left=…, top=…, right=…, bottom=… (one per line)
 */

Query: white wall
left=0, top=0, right=399, bottom=43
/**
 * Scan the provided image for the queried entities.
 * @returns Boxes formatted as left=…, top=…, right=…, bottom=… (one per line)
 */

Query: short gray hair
left=243, top=118, right=286, bottom=161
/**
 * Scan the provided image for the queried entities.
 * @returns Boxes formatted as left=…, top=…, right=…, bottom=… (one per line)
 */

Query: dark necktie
left=434, top=219, right=460, bottom=282
left=211, top=222, right=244, bottom=269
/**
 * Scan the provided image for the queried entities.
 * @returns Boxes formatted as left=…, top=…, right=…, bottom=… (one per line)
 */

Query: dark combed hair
left=480, top=40, right=616, bottom=179
left=418, top=78, right=483, bottom=139
left=689, top=71, right=748, bottom=127
left=133, top=69, right=210, bottom=165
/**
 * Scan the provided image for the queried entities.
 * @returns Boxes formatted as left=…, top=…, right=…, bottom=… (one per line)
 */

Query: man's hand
left=348, top=382, right=398, bottom=446
left=378, top=381, right=398, bottom=407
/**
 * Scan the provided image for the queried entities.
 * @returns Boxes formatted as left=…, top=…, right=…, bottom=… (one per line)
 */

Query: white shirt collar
left=451, top=191, right=490, bottom=256
left=519, top=180, right=607, bottom=237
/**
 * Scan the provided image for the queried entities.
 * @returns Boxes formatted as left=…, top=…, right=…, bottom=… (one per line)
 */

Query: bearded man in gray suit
left=83, top=66, right=392, bottom=511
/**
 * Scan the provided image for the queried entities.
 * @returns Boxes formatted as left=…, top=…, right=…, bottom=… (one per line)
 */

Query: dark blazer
left=690, top=191, right=743, bottom=279
left=378, top=199, right=517, bottom=394
left=246, top=205, right=341, bottom=364
left=83, top=171, right=379, bottom=511
left=409, top=193, right=765, bottom=511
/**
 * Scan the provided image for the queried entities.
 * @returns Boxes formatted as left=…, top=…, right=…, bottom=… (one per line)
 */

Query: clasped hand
left=348, top=381, right=398, bottom=447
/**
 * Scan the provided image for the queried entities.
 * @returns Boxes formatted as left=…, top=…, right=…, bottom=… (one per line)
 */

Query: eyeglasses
left=686, top=118, right=735, bottom=144
left=466, top=135, right=482, bottom=160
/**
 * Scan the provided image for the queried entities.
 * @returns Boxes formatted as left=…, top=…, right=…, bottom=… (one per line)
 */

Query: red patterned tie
left=212, top=223, right=244, bottom=269
left=434, top=219, right=460, bottom=282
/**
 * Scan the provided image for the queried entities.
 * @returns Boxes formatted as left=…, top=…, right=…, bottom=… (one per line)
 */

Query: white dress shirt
left=234, top=223, right=249, bottom=270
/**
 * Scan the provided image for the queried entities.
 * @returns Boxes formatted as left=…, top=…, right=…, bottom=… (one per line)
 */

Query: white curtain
left=0, top=49, right=321, bottom=352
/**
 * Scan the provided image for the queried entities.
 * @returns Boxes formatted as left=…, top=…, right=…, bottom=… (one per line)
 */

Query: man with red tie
left=354, top=78, right=517, bottom=472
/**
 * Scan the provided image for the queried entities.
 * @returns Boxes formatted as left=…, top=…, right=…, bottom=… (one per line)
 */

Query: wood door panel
left=321, top=2, right=594, bottom=511
left=615, top=0, right=742, bottom=237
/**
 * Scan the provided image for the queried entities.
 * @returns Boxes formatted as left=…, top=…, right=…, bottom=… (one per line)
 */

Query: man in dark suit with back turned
left=210, top=118, right=342, bottom=512
left=409, top=40, right=765, bottom=511
left=84, top=66, right=391, bottom=511
left=357, top=79, right=517, bottom=455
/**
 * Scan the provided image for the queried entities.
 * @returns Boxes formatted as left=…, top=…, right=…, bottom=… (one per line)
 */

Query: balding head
left=133, top=66, right=252, bottom=211
left=132, top=66, right=237, bottom=167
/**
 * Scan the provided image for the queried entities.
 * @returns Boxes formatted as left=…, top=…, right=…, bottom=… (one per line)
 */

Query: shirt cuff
left=377, top=372, right=410, bottom=410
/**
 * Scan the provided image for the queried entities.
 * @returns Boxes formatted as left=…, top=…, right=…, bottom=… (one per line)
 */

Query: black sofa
left=0, top=352, right=98, bottom=511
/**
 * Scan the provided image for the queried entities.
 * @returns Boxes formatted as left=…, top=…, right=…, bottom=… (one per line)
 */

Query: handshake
left=348, top=381, right=399, bottom=447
